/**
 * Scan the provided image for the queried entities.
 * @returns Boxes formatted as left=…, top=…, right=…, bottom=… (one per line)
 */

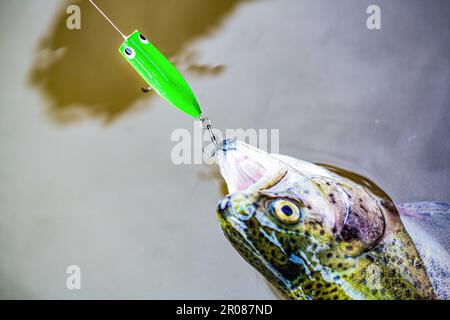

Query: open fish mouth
left=217, top=139, right=287, bottom=194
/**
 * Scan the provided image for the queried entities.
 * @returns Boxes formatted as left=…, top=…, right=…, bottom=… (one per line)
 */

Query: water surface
left=0, top=0, right=449, bottom=299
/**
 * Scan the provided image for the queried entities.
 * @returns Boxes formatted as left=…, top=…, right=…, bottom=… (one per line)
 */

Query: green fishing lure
left=90, top=0, right=202, bottom=118
left=119, top=31, right=201, bottom=117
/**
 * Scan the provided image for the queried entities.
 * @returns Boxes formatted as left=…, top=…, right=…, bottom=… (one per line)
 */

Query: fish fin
left=397, top=202, right=450, bottom=299
left=397, top=202, right=450, bottom=251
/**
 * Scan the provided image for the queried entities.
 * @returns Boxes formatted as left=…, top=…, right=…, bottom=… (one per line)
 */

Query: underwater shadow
left=29, top=0, right=245, bottom=124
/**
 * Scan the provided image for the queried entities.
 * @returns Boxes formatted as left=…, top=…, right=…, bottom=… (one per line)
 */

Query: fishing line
left=89, top=0, right=126, bottom=39
left=89, top=0, right=222, bottom=157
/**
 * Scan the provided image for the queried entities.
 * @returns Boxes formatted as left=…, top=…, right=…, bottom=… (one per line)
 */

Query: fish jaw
left=216, top=139, right=288, bottom=194
left=216, top=140, right=337, bottom=228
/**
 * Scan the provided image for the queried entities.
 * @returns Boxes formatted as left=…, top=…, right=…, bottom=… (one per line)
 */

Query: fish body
left=216, top=140, right=447, bottom=300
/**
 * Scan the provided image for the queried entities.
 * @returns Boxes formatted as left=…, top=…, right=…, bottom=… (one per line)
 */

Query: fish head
left=216, top=139, right=432, bottom=300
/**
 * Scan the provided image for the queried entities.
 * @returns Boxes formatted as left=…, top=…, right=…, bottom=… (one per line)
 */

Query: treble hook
left=199, top=115, right=222, bottom=158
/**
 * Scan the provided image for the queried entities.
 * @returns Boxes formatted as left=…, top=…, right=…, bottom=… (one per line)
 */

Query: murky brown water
left=29, top=0, right=242, bottom=123
left=1, top=0, right=449, bottom=299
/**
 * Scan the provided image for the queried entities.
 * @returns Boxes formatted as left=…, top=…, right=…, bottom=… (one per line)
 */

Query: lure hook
left=199, top=115, right=222, bottom=158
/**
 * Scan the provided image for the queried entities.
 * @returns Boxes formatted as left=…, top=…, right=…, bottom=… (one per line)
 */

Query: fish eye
left=138, top=33, right=149, bottom=44
left=124, top=47, right=136, bottom=59
left=272, top=200, right=301, bottom=224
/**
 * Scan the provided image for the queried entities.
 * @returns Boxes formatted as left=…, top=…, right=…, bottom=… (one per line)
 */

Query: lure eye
left=124, top=47, right=136, bottom=59
left=272, top=200, right=301, bottom=224
left=138, top=33, right=149, bottom=44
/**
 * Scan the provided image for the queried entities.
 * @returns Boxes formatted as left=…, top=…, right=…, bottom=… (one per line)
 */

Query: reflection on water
left=29, top=0, right=244, bottom=123
left=187, top=64, right=225, bottom=75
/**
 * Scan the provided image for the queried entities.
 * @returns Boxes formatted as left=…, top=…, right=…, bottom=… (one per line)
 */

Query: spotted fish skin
left=216, top=140, right=435, bottom=300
